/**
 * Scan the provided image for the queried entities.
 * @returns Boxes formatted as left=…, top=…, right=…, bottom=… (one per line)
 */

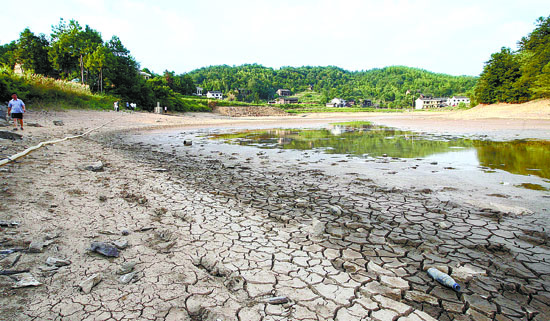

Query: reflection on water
left=208, top=122, right=550, bottom=179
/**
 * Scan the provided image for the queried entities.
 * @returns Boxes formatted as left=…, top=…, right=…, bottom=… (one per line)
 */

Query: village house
left=415, top=95, right=470, bottom=109
left=326, top=98, right=346, bottom=107
left=276, top=89, right=292, bottom=96
left=139, top=71, right=151, bottom=80
left=362, top=99, right=373, bottom=107
left=206, top=91, right=223, bottom=99
left=447, top=96, right=470, bottom=106
left=276, top=97, right=299, bottom=104
left=415, top=97, right=448, bottom=109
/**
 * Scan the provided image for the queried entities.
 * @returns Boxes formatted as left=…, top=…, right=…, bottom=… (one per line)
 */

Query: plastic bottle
left=427, top=267, right=461, bottom=291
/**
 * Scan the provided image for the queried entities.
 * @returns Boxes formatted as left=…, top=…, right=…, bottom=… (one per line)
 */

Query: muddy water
left=208, top=122, right=550, bottom=180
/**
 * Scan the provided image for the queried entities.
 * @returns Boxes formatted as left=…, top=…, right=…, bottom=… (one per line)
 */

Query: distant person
left=126, top=101, right=129, bottom=109
left=114, top=101, right=119, bottom=112
left=164, top=106, right=167, bottom=113
left=7, top=93, right=25, bottom=131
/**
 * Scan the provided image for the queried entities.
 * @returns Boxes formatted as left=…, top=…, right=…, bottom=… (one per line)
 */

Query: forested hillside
left=475, top=15, right=550, bottom=103
left=189, top=65, right=477, bottom=108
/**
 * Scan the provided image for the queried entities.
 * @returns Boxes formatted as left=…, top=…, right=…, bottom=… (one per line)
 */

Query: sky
left=2, top=0, right=549, bottom=76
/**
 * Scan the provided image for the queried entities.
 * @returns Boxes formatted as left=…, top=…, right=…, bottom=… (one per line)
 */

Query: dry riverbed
left=0, top=107, right=549, bottom=321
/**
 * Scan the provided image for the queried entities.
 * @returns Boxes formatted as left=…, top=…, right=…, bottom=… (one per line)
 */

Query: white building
left=195, top=87, right=203, bottom=96
left=206, top=91, right=223, bottom=99
left=447, top=96, right=470, bottom=106
left=416, top=95, right=470, bottom=109
left=326, top=98, right=346, bottom=107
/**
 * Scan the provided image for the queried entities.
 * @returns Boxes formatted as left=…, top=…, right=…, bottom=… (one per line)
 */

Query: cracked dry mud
left=1, top=114, right=550, bottom=321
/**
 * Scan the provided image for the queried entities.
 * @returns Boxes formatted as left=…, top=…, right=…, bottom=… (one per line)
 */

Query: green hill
left=188, top=65, right=477, bottom=108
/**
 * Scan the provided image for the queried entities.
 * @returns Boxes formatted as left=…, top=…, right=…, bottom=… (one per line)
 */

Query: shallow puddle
left=208, top=121, right=550, bottom=179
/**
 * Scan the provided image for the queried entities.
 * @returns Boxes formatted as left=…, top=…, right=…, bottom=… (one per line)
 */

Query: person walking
left=7, top=93, right=25, bottom=131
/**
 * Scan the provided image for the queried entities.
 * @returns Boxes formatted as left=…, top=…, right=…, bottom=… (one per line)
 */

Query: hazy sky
left=2, top=0, right=548, bottom=76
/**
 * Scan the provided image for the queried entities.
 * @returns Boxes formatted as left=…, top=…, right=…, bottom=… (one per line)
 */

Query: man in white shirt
left=7, top=93, right=25, bottom=131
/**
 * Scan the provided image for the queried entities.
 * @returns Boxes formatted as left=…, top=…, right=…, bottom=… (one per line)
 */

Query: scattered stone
left=119, top=272, right=137, bottom=284
left=89, top=242, right=120, bottom=257
left=0, top=130, right=22, bottom=140
left=46, top=257, right=71, bottom=267
left=121, top=229, right=130, bottom=236
left=437, top=221, right=449, bottom=229
left=453, top=265, right=487, bottom=282
left=53, top=120, right=64, bottom=126
left=0, top=253, right=21, bottom=268
left=28, top=240, right=45, bottom=253
left=0, top=220, right=19, bottom=227
left=327, top=205, right=343, bottom=215
left=12, top=273, right=42, bottom=288
left=112, top=239, right=129, bottom=249
left=25, top=122, right=43, bottom=127
left=79, top=273, right=101, bottom=293
left=183, top=140, right=192, bottom=146
left=152, top=168, right=168, bottom=172
left=308, top=219, right=325, bottom=236
left=38, top=265, right=59, bottom=272
left=264, top=296, right=289, bottom=304
left=84, top=161, right=104, bottom=172
left=117, top=262, right=137, bottom=275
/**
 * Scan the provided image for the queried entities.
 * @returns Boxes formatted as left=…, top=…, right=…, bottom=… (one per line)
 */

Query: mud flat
left=0, top=109, right=549, bottom=320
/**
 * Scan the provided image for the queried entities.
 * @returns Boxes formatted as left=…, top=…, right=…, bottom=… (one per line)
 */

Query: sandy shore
left=1, top=108, right=549, bottom=321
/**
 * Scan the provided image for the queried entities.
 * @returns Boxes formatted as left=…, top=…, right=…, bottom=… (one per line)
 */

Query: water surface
left=208, top=122, right=550, bottom=179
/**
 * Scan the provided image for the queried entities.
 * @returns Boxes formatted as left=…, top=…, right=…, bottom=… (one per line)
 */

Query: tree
left=49, top=19, right=102, bottom=83
left=84, top=44, right=114, bottom=93
left=517, top=15, right=550, bottom=98
left=0, top=41, right=17, bottom=68
left=475, top=47, right=524, bottom=104
left=14, top=28, right=54, bottom=76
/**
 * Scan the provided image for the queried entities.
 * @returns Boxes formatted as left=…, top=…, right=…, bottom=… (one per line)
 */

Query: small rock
left=121, top=229, right=130, bottom=236
left=0, top=130, right=22, bottom=140
left=84, top=161, right=104, bottom=172
left=46, top=257, right=71, bottom=267
left=28, top=240, right=45, bottom=253
left=38, top=265, right=59, bottom=273
left=53, top=120, right=64, bottom=126
left=453, top=265, right=487, bottom=282
left=89, top=242, right=120, bottom=257
left=79, top=273, right=101, bottom=293
left=151, top=168, right=168, bottom=172
left=327, top=205, right=343, bottom=215
left=117, top=262, right=137, bottom=275
left=265, top=296, right=289, bottom=305
left=12, top=273, right=42, bottom=288
left=438, top=222, right=449, bottom=229
left=119, top=272, right=137, bottom=284
left=309, top=219, right=325, bottom=236
left=0, top=220, right=19, bottom=227
left=113, top=239, right=129, bottom=249
left=183, top=140, right=192, bottom=146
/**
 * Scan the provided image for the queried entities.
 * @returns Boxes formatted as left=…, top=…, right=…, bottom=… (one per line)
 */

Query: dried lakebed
left=95, top=126, right=550, bottom=321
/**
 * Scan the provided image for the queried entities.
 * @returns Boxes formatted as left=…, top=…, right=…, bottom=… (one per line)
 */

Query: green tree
left=517, top=15, right=550, bottom=98
left=49, top=19, right=102, bottom=83
left=14, top=28, right=54, bottom=76
left=475, top=47, right=524, bottom=103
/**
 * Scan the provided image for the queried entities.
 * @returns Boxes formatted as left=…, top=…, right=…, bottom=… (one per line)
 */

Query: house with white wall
left=206, top=91, right=223, bottom=99
left=326, top=98, right=346, bottom=107
left=447, top=96, right=470, bottom=106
